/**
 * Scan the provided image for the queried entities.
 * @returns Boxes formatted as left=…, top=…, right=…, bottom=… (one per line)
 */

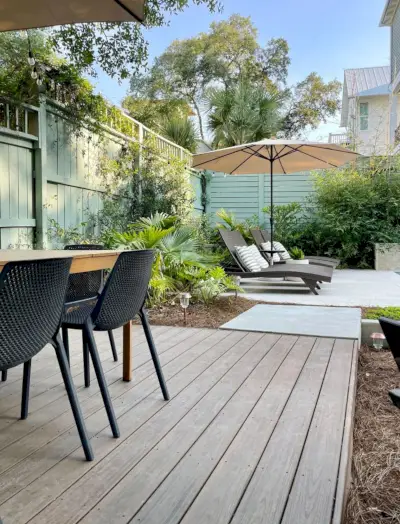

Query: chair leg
left=302, top=278, right=319, bottom=295
left=1, top=370, right=7, bottom=382
left=82, top=331, right=90, bottom=387
left=108, top=330, right=118, bottom=362
left=84, top=322, right=120, bottom=438
left=139, top=308, right=170, bottom=401
left=52, top=333, right=94, bottom=461
left=20, top=360, right=31, bottom=420
left=62, top=325, right=70, bottom=365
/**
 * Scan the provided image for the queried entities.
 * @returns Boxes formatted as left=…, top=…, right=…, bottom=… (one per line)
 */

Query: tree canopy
left=50, top=0, right=222, bottom=81
left=127, top=15, right=341, bottom=143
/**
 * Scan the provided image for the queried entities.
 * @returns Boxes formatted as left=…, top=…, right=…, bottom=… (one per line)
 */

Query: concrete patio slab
left=231, top=269, right=400, bottom=307
left=221, top=304, right=362, bottom=339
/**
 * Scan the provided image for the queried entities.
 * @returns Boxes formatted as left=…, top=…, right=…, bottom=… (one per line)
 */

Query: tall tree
left=127, top=15, right=341, bottom=142
left=50, top=0, right=221, bottom=81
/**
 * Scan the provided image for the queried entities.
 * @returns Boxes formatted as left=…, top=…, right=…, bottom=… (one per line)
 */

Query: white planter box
left=286, top=259, right=309, bottom=281
left=375, top=243, right=400, bottom=270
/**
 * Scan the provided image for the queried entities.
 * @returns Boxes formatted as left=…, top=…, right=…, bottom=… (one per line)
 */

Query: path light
left=235, top=276, right=241, bottom=299
left=179, top=293, right=191, bottom=325
left=371, top=332, right=385, bottom=351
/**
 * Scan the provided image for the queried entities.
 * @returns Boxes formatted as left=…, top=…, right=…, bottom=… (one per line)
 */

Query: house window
left=359, top=102, right=368, bottom=131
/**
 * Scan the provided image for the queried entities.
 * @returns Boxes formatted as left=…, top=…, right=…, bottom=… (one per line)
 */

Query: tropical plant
left=216, top=209, right=261, bottom=242
left=159, top=116, right=198, bottom=152
left=207, top=80, right=282, bottom=148
left=289, top=247, right=305, bottom=260
left=105, top=213, right=239, bottom=306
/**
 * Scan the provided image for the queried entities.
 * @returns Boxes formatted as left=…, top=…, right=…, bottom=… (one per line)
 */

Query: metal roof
left=344, top=66, right=391, bottom=97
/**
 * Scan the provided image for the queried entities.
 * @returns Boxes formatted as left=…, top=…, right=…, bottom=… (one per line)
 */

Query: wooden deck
left=0, top=325, right=358, bottom=524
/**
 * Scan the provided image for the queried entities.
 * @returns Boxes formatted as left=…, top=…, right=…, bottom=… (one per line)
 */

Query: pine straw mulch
left=143, top=296, right=264, bottom=329
left=345, top=345, right=400, bottom=524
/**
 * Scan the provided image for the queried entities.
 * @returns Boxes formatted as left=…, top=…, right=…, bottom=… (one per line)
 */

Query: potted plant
left=288, top=247, right=309, bottom=265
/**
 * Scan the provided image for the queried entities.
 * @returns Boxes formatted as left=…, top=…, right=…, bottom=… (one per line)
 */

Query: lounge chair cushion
left=260, top=242, right=280, bottom=263
left=273, top=241, right=291, bottom=261
left=248, top=245, right=269, bottom=269
left=235, top=245, right=268, bottom=272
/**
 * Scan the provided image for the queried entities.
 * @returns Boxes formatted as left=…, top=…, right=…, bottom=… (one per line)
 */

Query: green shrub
left=303, top=162, right=400, bottom=268
left=289, top=247, right=304, bottom=260
left=262, top=203, right=303, bottom=247
left=363, top=307, right=400, bottom=321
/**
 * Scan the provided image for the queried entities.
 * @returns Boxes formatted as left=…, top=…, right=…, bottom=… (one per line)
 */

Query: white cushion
left=273, top=241, right=291, bottom=261
left=247, top=244, right=269, bottom=269
left=235, top=245, right=262, bottom=272
left=260, top=242, right=280, bottom=263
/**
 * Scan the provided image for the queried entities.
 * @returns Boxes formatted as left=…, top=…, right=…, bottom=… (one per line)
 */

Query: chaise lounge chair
left=251, top=229, right=339, bottom=268
left=219, top=229, right=333, bottom=295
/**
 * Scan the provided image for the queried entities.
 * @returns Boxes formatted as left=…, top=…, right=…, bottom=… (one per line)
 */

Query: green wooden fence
left=0, top=96, right=202, bottom=248
left=206, top=172, right=314, bottom=225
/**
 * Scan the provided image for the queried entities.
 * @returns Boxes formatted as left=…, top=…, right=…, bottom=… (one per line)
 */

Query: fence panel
left=206, top=172, right=315, bottom=225
left=0, top=133, right=36, bottom=248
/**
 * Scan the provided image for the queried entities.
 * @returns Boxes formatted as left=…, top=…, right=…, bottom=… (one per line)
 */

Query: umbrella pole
left=270, top=149, right=274, bottom=249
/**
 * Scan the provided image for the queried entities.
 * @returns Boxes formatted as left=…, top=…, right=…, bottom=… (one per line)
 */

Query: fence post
left=34, top=94, right=48, bottom=248
left=137, top=122, right=143, bottom=203
left=258, top=173, right=265, bottom=225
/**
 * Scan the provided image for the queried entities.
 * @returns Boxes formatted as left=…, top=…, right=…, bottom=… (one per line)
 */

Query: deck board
left=0, top=326, right=357, bottom=524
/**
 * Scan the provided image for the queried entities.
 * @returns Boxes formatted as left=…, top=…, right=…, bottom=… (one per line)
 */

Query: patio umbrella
left=192, top=139, right=359, bottom=250
left=0, top=0, right=145, bottom=32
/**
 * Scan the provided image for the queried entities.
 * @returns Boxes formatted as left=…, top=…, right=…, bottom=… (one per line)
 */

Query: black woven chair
left=63, top=245, right=118, bottom=389
left=62, top=250, right=169, bottom=403
left=379, top=317, right=400, bottom=408
left=0, top=258, right=94, bottom=461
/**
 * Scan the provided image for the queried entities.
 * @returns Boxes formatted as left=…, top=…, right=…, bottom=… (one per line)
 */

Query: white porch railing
left=328, top=133, right=351, bottom=146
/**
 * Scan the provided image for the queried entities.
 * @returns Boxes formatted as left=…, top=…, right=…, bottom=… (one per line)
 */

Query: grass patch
left=363, top=306, right=400, bottom=321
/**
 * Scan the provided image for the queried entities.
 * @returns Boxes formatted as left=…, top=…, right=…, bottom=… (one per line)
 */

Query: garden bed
left=144, top=296, right=263, bottom=329
left=345, top=345, right=400, bottom=524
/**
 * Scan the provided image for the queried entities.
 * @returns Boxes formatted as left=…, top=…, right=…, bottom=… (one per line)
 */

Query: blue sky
left=92, top=0, right=390, bottom=140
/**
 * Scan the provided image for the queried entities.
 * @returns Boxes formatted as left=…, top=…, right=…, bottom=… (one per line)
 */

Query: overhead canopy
left=192, top=139, right=359, bottom=175
left=0, top=0, right=145, bottom=32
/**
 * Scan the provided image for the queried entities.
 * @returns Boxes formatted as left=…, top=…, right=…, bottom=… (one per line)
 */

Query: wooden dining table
left=0, top=249, right=134, bottom=381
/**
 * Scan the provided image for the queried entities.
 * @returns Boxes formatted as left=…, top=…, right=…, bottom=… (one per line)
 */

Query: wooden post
left=34, top=94, right=48, bottom=248
left=123, top=321, right=133, bottom=381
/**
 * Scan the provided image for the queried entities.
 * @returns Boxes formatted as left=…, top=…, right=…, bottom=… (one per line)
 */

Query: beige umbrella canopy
left=0, top=0, right=145, bottom=32
left=192, top=139, right=359, bottom=247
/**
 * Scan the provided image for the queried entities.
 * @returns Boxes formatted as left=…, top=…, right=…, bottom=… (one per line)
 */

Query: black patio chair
left=63, top=244, right=118, bottom=389
left=61, top=249, right=169, bottom=403
left=0, top=258, right=94, bottom=461
left=378, top=317, right=400, bottom=408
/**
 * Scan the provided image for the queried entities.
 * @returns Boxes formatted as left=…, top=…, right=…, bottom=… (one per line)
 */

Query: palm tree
left=206, top=80, right=282, bottom=148
left=159, top=116, right=198, bottom=153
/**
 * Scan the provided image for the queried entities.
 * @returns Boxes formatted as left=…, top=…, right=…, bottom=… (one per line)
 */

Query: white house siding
left=354, top=96, right=398, bottom=155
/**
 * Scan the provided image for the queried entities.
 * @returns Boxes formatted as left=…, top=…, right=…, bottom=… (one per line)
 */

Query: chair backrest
left=0, top=258, right=72, bottom=370
left=218, top=229, right=249, bottom=272
left=261, top=230, right=271, bottom=242
left=379, top=317, right=400, bottom=371
left=250, top=229, right=266, bottom=248
left=64, top=244, right=104, bottom=303
left=91, top=250, right=154, bottom=331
